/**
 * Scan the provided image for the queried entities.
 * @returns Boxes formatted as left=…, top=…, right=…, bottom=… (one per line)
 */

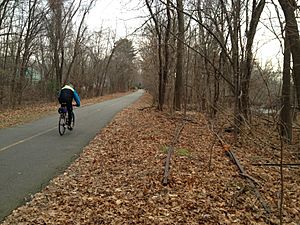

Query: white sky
left=254, top=2, right=284, bottom=68
left=87, top=0, right=145, bottom=38
left=86, top=0, right=283, bottom=68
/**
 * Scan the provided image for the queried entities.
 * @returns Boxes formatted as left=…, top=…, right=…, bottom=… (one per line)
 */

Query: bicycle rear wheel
left=58, top=114, right=66, bottom=135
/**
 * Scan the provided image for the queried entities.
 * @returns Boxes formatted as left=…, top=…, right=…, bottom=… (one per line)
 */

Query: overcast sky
left=87, top=0, right=283, bottom=68
left=87, top=0, right=145, bottom=38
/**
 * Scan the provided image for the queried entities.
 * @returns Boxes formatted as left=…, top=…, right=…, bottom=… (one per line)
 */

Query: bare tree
left=15, top=0, right=46, bottom=105
left=64, top=0, right=96, bottom=83
left=48, top=0, right=64, bottom=89
left=163, top=0, right=172, bottom=109
left=0, top=0, right=14, bottom=105
left=145, top=0, right=165, bottom=110
left=173, top=0, right=184, bottom=111
left=241, top=0, right=266, bottom=120
left=278, top=0, right=300, bottom=109
left=280, top=29, right=292, bottom=142
left=5, top=0, right=47, bottom=106
left=0, top=0, right=10, bottom=30
left=98, top=32, right=117, bottom=96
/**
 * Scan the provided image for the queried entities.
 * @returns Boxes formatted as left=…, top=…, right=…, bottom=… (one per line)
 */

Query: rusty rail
left=211, top=129, right=271, bottom=214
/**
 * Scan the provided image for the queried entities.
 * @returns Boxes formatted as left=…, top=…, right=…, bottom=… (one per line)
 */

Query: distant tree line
left=0, top=0, right=139, bottom=109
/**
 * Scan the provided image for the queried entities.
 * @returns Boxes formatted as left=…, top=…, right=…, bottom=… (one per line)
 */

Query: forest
left=1, top=0, right=299, bottom=141
left=0, top=0, right=300, bottom=223
left=0, top=0, right=139, bottom=106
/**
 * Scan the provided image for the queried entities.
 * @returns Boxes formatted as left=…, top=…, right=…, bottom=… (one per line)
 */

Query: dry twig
left=162, top=121, right=186, bottom=186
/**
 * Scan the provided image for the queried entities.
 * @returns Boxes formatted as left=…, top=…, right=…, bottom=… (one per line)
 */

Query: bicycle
left=58, top=104, right=75, bottom=136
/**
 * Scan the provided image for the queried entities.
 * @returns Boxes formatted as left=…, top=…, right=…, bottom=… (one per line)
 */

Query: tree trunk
left=99, top=46, right=115, bottom=96
left=65, top=1, right=94, bottom=84
left=278, top=0, right=300, bottom=108
left=174, top=0, right=184, bottom=111
left=163, top=0, right=171, bottom=109
left=145, top=0, right=164, bottom=110
left=240, top=0, right=265, bottom=120
left=49, top=0, right=64, bottom=89
left=232, top=0, right=241, bottom=138
left=280, top=31, right=292, bottom=142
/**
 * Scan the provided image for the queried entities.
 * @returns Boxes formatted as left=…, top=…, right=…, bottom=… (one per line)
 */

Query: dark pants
left=65, top=102, right=73, bottom=126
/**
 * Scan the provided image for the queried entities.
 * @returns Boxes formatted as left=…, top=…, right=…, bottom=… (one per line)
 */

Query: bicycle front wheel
left=58, top=114, right=66, bottom=136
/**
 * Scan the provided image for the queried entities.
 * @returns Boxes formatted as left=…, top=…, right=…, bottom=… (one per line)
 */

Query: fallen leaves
left=1, top=92, right=299, bottom=224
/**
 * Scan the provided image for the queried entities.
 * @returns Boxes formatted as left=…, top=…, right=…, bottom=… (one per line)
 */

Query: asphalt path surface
left=0, top=90, right=144, bottom=221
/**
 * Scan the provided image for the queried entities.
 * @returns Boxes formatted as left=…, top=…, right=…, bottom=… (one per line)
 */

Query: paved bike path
left=0, top=90, right=144, bottom=221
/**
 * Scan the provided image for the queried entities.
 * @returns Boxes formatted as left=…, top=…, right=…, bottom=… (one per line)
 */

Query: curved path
left=0, top=90, right=144, bottom=221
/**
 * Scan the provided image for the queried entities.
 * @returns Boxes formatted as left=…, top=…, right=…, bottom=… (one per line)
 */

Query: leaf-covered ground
left=1, top=93, right=299, bottom=224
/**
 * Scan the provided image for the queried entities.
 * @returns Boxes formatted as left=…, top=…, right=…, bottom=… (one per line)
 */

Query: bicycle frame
left=58, top=105, right=75, bottom=136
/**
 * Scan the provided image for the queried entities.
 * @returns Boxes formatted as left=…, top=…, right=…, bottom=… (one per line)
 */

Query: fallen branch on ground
left=162, top=121, right=186, bottom=186
left=138, top=106, right=154, bottom=111
left=210, top=130, right=271, bottom=214
left=252, top=163, right=300, bottom=167
left=226, top=150, right=271, bottom=214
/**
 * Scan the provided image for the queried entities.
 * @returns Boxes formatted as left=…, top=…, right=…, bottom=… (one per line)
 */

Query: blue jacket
left=61, top=85, right=81, bottom=106
left=73, top=90, right=81, bottom=107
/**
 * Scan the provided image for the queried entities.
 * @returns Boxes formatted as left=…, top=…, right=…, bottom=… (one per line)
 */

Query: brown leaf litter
left=1, top=93, right=299, bottom=224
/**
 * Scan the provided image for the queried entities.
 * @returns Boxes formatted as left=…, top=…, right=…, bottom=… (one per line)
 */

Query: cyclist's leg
left=66, top=102, right=73, bottom=126
left=58, top=102, right=66, bottom=114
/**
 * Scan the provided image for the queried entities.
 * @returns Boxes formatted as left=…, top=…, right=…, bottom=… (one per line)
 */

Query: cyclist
left=58, top=83, right=80, bottom=130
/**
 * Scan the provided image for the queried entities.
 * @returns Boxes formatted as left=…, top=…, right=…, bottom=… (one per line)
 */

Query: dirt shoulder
left=1, top=93, right=299, bottom=224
